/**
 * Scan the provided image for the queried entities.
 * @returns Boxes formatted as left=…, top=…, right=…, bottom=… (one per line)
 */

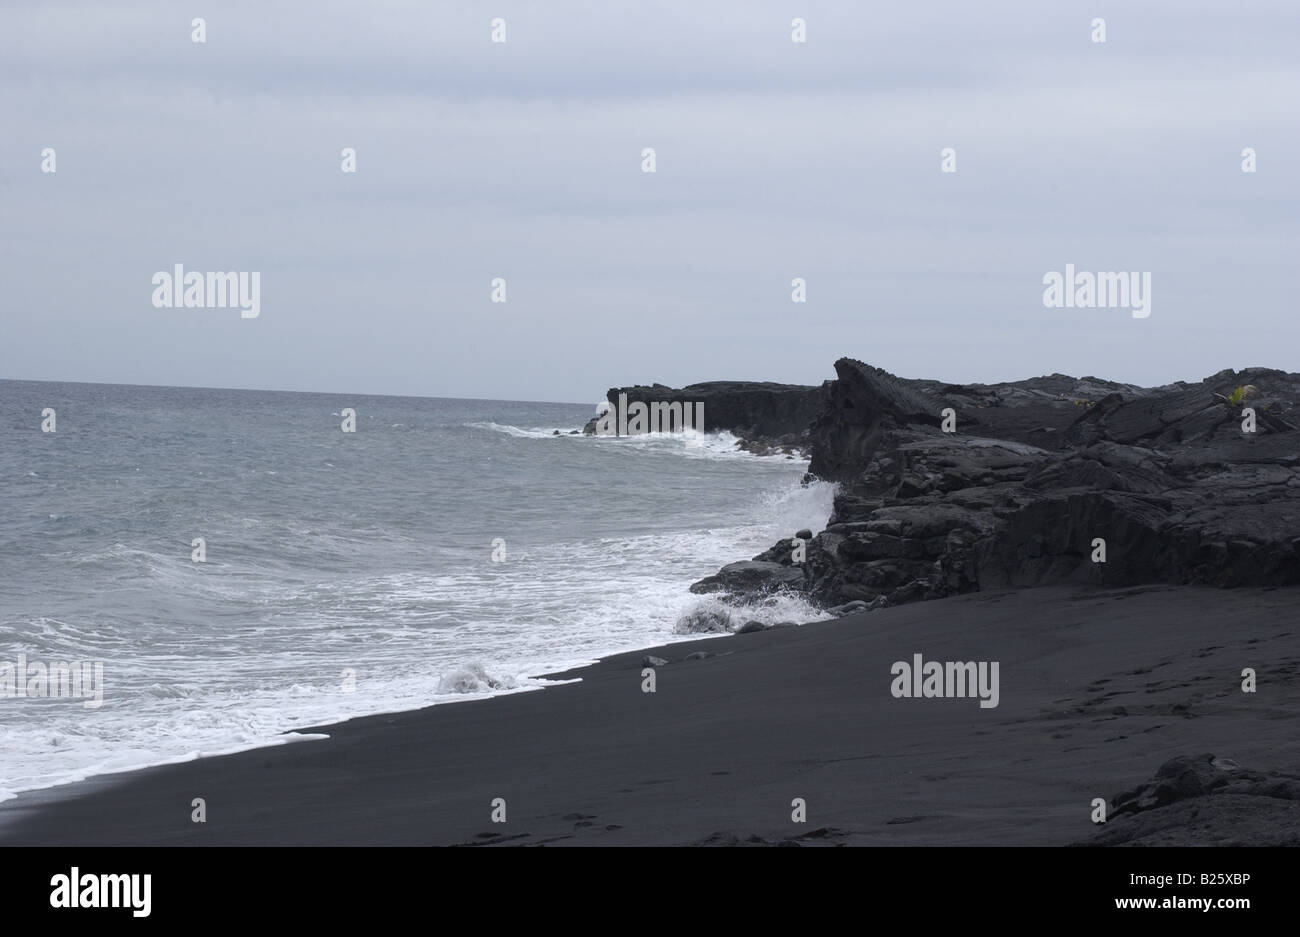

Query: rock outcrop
left=1082, top=754, right=1300, bottom=846
left=584, top=381, right=827, bottom=452
left=693, top=358, right=1300, bottom=609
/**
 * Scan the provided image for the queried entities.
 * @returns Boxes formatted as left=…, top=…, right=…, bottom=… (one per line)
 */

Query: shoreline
left=0, top=439, right=817, bottom=814
left=3, top=583, right=1296, bottom=846
left=0, top=628, right=739, bottom=812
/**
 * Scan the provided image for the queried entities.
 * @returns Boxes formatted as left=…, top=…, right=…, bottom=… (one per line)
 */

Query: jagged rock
left=827, top=600, right=869, bottom=616
left=734, top=620, right=769, bottom=634
left=688, top=358, right=1300, bottom=609
left=1113, top=755, right=1245, bottom=814
left=806, top=360, right=945, bottom=483
left=689, top=561, right=806, bottom=595
left=1081, top=754, right=1300, bottom=846
left=603, top=381, right=827, bottom=447
left=641, top=655, right=668, bottom=668
left=736, top=435, right=807, bottom=457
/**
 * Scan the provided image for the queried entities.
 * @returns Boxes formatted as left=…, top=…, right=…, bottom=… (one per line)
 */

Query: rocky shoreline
left=582, top=380, right=825, bottom=456
left=686, top=358, right=1300, bottom=614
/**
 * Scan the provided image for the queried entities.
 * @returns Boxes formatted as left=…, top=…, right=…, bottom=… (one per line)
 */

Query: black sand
left=2, top=584, right=1297, bottom=846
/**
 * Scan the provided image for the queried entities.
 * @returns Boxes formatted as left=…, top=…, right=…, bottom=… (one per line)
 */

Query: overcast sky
left=2, top=0, right=1297, bottom=403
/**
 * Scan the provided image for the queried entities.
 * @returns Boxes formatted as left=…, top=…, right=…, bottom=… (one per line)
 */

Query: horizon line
left=0, top=375, right=594, bottom=409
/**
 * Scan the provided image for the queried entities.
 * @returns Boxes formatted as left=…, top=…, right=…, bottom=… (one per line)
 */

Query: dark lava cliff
left=691, top=358, right=1300, bottom=610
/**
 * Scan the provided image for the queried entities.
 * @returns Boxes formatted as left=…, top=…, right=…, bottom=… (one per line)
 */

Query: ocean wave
left=464, top=421, right=573, bottom=439
left=584, top=427, right=808, bottom=463
left=69, top=542, right=174, bottom=571
left=755, top=477, right=837, bottom=537
left=1, top=407, right=830, bottom=802
left=435, top=662, right=520, bottom=695
left=144, top=683, right=196, bottom=699
left=674, top=591, right=830, bottom=634
left=465, top=421, right=809, bottom=462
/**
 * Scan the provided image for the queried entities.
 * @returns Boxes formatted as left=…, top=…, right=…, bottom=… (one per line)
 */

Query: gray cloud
left=2, top=0, right=1297, bottom=401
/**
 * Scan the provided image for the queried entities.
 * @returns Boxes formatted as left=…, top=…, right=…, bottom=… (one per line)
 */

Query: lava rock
left=687, top=358, right=1300, bottom=610
left=604, top=381, right=827, bottom=442
left=689, top=561, right=806, bottom=595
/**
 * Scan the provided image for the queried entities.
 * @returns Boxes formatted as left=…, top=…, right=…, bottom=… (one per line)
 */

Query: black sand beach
left=3, top=584, right=1297, bottom=846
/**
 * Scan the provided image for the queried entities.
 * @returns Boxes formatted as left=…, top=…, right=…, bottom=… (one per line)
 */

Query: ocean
left=0, top=380, right=832, bottom=801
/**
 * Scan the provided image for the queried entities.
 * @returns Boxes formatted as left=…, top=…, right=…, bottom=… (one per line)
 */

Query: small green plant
left=1228, top=386, right=1244, bottom=406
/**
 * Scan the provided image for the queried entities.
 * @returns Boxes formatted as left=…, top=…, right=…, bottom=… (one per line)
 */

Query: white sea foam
left=467, top=421, right=807, bottom=462
left=465, top=421, right=570, bottom=439
left=436, top=662, right=520, bottom=694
